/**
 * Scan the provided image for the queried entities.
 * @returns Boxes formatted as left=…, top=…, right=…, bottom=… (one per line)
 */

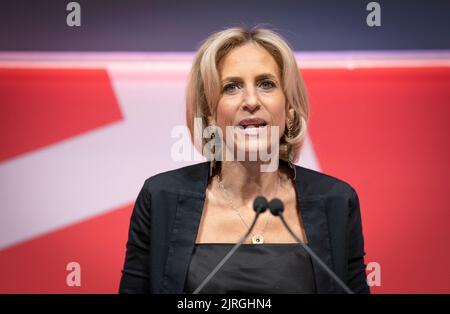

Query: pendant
left=252, top=234, right=264, bottom=244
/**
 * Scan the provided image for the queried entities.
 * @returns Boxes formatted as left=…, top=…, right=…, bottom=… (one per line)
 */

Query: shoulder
left=296, top=166, right=356, bottom=195
left=142, top=162, right=209, bottom=195
left=295, top=166, right=363, bottom=231
left=295, top=165, right=359, bottom=207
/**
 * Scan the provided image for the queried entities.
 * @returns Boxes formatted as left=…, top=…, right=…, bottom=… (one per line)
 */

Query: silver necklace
left=216, top=172, right=281, bottom=244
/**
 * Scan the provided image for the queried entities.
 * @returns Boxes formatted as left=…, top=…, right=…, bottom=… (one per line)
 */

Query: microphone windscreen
left=253, top=196, right=269, bottom=213
left=268, top=198, right=284, bottom=216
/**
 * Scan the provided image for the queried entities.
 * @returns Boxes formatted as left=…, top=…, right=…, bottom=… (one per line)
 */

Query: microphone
left=192, top=196, right=269, bottom=294
left=268, top=198, right=354, bottom=294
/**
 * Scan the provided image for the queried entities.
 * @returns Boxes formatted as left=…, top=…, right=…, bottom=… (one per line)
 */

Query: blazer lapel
left=294, top=165, right=337, bottom=293
left=161, top=191, right=206, bottom=293
left=298, top=195, right=337, bottom=293
left=161, top=163, right=209, bottom=293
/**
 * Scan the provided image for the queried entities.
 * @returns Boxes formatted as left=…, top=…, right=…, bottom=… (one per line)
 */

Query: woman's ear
left=207, top=116, right=216, bottom=126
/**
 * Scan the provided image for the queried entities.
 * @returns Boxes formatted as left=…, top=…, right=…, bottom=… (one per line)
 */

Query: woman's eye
left=223, top=83, right=239, bottom=93
left=259, top=80, right=276, bottom=89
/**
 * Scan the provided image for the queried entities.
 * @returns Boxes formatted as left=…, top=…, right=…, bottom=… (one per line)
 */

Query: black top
left=184, top=243, right=316, bottom=294
left=119, top=161, right=370, bottom=294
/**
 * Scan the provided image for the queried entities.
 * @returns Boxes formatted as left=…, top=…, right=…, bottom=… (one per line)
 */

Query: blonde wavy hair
left=186, top=26, right=309, bottom=163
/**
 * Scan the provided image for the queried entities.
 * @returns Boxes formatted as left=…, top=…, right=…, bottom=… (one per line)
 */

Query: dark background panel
left=0, top=0, right=449, bottom=51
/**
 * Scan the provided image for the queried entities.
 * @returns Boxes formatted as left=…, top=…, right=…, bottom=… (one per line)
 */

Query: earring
left=287, top=119, right=293, bottom=139
left=286, top=119, right=296, bottom=180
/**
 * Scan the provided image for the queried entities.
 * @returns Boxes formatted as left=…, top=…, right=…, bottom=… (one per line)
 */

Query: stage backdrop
left=0, top=52, right=449, bottom=293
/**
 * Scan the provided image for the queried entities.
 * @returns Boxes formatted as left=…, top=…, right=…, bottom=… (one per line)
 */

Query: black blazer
left=119, top=160, right=370, bottom=294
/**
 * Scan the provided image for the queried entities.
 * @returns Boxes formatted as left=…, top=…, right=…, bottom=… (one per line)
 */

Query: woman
left=119, top=26, right=369, bottom=294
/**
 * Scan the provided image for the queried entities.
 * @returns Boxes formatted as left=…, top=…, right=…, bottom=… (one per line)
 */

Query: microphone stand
left=270, top=198, right=354, bottom=294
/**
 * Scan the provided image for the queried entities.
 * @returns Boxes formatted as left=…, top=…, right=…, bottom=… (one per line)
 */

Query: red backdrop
left=0, top=65, right=449, bottom=293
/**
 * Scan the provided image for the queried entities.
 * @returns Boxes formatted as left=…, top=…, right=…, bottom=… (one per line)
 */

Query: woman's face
left=215, top=43, right=288, bottom=161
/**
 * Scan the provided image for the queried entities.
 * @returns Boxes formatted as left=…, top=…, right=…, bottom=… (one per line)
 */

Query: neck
left=215, top=160, right=284, bottom=207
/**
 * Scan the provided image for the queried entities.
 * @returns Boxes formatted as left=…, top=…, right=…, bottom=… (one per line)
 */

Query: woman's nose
left=242, top=90, right=260, bottom=113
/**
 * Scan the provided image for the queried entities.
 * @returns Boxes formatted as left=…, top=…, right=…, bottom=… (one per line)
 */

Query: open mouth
left=237, top=117, right=268, bottom=130
left=235, top=117, right=269, bottom=135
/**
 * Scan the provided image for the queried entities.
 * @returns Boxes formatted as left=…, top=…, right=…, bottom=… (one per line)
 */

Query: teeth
left=235, top=125, right=268, bottom=135
left=239, top=124, right=266, bottom=129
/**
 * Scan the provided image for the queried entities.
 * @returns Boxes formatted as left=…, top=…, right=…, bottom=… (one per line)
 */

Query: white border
left=0, top=51, right=449, bottom=71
